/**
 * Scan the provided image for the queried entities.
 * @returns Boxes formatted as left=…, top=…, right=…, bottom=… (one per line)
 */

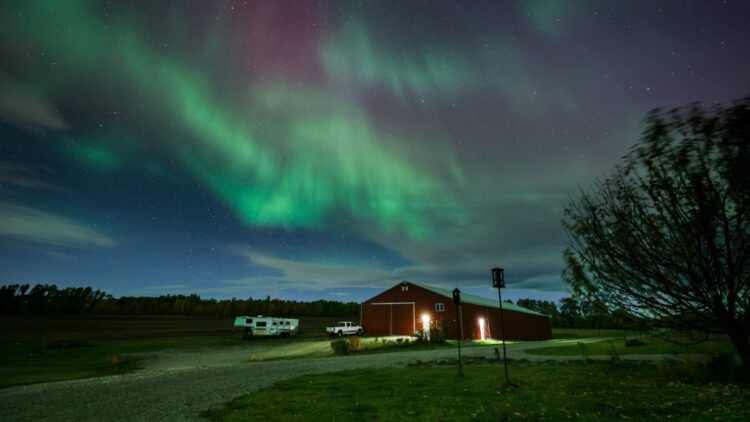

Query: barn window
left=401, top=285, right=409, bottom=291
left=435, top=303, right=445, bottom=312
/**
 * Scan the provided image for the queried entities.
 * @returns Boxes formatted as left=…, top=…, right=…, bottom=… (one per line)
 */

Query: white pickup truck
left=326, top=321, right=363, bottom=337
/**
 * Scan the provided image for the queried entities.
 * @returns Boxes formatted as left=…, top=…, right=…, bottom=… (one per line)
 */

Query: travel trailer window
left=245, top=319, right=253, bottom=324
left=256, top=321, right=267, bottom=327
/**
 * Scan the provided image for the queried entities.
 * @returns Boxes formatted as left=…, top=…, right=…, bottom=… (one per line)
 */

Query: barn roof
left=410, top=282, right=548, bottom=317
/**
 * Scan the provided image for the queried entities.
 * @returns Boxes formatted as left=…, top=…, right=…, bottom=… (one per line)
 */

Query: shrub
left=608, top=340, right=621, bottom=365
left=396, top=337, right=403, bottom=344
left=330, top=340, right=349, bottom=355
left=577, top=341, right=590, bottom=362
left=45, top=340, right=95, bottom=349
left=429, top=327, right=446, bottom=344
left=708, top=352, right=738, bottom=371
left=659, top=354, right=748, bottom=384
left=415, top=329, right=428, bottom=343
left=624, top=338, right=646, bottom=347
left=348, top=336, right=364, bottom=351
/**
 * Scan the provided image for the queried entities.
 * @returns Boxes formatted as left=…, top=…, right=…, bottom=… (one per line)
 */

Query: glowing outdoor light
left=422, top=314, right=430, bottom=331
left=421, top=314, right=430, bottom=338
left=478, top=317, right=486, bottom=341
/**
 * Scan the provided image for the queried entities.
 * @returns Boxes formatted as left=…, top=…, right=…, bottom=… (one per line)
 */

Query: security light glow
left=421, top=313, right=431, bottom=340
left=421, top=314, right=430, bottom=328
left=479, top=317, right=486, bottom=341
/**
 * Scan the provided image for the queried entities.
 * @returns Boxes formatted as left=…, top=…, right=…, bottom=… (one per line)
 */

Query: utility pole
left=452, top=288, right=463, bottom=377
left=491, top=268, right=509, bottom=385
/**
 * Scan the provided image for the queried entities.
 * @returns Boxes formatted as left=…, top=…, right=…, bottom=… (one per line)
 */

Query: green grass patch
left=526, top=335, right=736, bottom=356
left=252, top=337, right=455, bottom=361
left=204, top=360, right=750, bottom=421
left=551, top=328, right=631, bottom=339
left=0, top=314, right=354, bottom=387
left=350, top=337, right=453, bottom=355
left=249, top=339, right=333, bottom=361
left=0, top=336, right=244, bottom=388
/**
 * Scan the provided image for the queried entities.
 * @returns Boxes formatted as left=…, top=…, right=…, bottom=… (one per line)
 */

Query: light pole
left=491, top=267, right=509, bottom=385
left=452, top=288, right=463, bottom=377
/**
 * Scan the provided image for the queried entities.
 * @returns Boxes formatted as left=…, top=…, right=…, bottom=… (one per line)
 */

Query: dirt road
left=0, top=340, right=680, bottom=421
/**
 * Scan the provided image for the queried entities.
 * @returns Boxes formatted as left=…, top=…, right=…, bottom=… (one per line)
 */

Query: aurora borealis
left=1, top=1, right=749, bottom=301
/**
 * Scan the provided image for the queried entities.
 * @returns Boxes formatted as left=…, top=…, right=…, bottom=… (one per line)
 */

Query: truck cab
left=326, top=321, right=363, bottom=337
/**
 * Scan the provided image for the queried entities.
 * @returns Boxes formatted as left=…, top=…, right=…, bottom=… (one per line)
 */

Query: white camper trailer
left=233, top=315, right=299, bottom=337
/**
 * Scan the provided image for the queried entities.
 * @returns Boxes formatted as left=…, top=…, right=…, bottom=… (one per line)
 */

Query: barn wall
left=458, top=302, right=552, bottom=341
left=361, top=282, right=447, bottom=336
left=362, top=282, right=552, bottom=340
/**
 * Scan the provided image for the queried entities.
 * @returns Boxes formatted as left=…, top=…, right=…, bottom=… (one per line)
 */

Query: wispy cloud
left=225, top=245, right=391, bottom=290
left=0, top=160, right=64, bottom=191
left=0, top=203, right=116, bottom=247
left=0, top=73, right=68, bottom=131
left=222, top=244, right=567, bottom=296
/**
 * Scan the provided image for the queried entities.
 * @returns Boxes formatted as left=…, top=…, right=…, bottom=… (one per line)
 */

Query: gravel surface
left=0, top=340, right=686, bottom=421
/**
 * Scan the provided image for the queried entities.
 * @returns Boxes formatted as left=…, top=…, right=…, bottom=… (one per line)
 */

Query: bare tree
left=563, top=97, right=750, bottom=366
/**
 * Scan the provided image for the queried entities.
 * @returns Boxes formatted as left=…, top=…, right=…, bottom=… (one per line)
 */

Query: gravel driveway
left=0, top=340, right=684, bottom=421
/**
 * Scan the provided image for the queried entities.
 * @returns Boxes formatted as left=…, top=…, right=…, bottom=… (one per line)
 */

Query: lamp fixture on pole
left=491, top=268, right=510, bottom=385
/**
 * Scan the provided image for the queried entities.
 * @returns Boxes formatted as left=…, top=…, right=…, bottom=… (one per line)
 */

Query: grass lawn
left=0, top=336, right=246, bottom=388
left=352, top=337, right=454, bottom=354
left=551, top=327, right=631, bottom=339
left=526, top=335, right=736, bottom=357
left=0, top=314, right=353, bottom=388
left=253, top=337, right=456, bottom=361
left=0, top=334, right=455, bottom=388
left=204, top=360, right=750, bottom=421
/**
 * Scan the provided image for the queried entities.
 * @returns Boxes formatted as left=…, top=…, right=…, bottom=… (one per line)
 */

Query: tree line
left=0, top=284, right=360, bottom=318
left=0, top=283, right=631, bottom=328
left=513, top=297, right=631, bottom=329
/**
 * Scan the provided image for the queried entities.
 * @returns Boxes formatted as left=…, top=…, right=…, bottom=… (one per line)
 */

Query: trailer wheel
left=356, top=329, right=363, bottom=336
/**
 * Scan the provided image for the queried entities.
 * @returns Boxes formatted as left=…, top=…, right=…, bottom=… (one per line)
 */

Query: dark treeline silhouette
left=1, top=283, right=630, bottom=328
left=0, top=284, right=359, bottom=318
left=514, top=297, right=631, bottom=329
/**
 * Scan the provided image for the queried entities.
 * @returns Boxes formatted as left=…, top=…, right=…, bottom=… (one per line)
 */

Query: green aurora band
left=2, top=0, right=468, bottom=238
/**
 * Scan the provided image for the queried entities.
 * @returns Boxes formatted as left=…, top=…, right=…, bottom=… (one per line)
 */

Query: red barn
left=361, top=281, right=551, bottom=341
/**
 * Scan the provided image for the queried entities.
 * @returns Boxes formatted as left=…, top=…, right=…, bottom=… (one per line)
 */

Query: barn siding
left=362, top=281, right=551, bottom=340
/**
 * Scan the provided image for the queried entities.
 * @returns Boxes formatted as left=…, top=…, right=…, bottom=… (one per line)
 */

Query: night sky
left=1, top=1, right=749, bottom=302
